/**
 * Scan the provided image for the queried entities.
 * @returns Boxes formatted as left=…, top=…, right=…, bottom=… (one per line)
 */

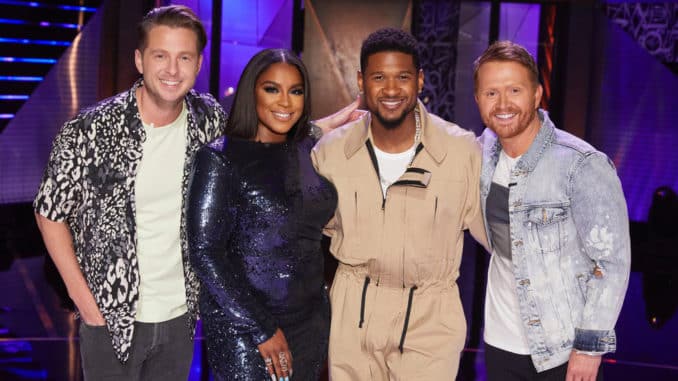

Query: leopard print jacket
left=33, top=79, right=226, bottom=362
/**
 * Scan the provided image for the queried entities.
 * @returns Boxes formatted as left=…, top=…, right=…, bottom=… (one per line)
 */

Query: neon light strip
left=0, top=114, right=15, bottom=119
left=0, top=18, right=22, bottom=24
left=0, top=37, right=71, bottom=46
left=0, top=57, right=57, bottom=64
left=0, top=95, right=30, bottom=100
left=0, top=0, right=96, bottom=12
left=0, top=76, right=43, bottom=81
left=0, top=18, right=79, bottom=29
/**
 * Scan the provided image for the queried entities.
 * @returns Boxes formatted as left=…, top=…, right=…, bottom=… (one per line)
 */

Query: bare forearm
left=35, top=213, right=104, bottom=324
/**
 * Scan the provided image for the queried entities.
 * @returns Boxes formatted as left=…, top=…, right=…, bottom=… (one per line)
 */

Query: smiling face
left=134, top=25, right=202, bottom=112
left=358, top=51, right=423, bottom=130
left=254, top=62, right=304, bottom=143
left=474, top=60, right=542, bottom=145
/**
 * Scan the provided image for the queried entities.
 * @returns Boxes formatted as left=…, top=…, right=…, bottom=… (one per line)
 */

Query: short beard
left=372, top=106, right=413, bottom=130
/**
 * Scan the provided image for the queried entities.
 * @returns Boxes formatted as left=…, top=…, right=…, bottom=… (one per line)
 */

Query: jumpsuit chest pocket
left=523, top=205, right=569, bottom=254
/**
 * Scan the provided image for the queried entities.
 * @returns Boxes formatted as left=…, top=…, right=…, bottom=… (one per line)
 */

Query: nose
left=383, top=78, right=399, bottom=96
left=278, top=91, right=291, bottom=107
left=167, top=58, right=179, bottom=75
left=497, top=92, right=509, bottom=108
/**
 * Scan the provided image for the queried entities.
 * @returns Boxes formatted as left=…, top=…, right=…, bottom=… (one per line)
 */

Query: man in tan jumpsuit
left=312, top=28, right=488, bottom=380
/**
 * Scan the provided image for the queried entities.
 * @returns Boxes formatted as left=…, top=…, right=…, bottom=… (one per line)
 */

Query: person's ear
left=357, top=70, right=364, bottom=94
left=134, top=49, right=143, bottom=74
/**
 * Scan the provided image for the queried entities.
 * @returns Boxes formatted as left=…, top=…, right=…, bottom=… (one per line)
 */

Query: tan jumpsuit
left=312, top=102, right=488, bottom=380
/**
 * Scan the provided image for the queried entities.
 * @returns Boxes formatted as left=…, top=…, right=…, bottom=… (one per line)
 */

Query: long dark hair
left=226, top=49, right=311, bottom=141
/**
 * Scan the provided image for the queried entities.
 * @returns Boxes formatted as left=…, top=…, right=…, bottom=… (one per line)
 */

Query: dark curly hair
left=360, top=27, right=420, bottom=73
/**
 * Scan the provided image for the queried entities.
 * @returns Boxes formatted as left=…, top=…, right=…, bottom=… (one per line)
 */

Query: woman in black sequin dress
left=186, top=49, right=337, bottom=381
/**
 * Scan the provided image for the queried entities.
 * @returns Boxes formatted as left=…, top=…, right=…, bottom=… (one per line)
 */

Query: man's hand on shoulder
left=566, top=350, right=602, bottom=381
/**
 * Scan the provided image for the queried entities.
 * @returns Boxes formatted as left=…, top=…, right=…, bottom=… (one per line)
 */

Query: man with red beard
left=313, top=28, right=488, bottom=380
left=475, top=41, right=630, bottom=381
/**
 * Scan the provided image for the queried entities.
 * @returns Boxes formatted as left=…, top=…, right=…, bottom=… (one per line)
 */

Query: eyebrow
left=367, top=70, right=415, bottom=75
left=148, top=48, right=197, bottom=56
left=259, top=80, right=304, bottom=88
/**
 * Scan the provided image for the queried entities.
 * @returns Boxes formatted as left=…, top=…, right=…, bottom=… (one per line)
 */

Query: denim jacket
left=478, top=110, right=631, bottom=372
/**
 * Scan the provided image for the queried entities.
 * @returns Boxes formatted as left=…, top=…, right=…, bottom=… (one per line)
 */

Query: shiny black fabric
left=186, top=136, right=337, bottom=380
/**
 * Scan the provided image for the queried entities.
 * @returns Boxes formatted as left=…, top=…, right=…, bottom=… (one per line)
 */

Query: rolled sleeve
left=573, top=328, right=616, bottom=353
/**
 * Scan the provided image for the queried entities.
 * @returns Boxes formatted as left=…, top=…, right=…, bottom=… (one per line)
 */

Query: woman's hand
left=258, top=328, right=293, bottom=381
left=312, top=96, right=367, bottom=134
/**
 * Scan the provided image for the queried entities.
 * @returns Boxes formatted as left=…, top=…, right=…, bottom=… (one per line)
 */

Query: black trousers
left=485, top=343, right=604, bottom=381
left=79, top=313, right=193, bottom=381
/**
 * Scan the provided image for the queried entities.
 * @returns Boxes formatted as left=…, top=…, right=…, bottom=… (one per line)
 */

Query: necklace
left=414, top=107, right=421, bottom=146
left=376, top=108, right=422, bottom=195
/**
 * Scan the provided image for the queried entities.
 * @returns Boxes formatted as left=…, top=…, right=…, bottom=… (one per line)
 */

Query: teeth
left=496, top=113, right=515, bottom=120
left=273, top=112, right=292, bottom=119
left=381, top=100, right=402, bottom=107
left=161, top=80, right=179, bottom=86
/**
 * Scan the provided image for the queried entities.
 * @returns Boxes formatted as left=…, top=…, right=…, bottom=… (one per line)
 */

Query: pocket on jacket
left=525, top=206, right=568, bottom=253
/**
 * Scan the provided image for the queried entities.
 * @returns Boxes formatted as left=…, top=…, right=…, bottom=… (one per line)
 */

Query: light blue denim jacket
left=479, top=110, right=631, bottom=372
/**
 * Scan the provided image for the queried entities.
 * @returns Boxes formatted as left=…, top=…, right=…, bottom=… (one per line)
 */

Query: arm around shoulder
left=464, top=138, right=490, bottom=252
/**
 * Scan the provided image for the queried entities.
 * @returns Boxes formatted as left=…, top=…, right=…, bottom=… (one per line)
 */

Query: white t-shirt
left=134, top=104, right=188, bottom=323
left=373, top=142, right=417, bottom=196
left=484, top=150, right=531, bottom=354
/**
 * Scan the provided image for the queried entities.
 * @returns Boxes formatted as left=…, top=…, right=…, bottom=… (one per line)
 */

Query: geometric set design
left=605, top=3, right=678, bottom=74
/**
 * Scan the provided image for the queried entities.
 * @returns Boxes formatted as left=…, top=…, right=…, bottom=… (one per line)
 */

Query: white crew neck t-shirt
left=373, top=142, right=417, bottom=196
left=134, top=104, right=189, bottom=322
left=484, top=150, right=531, bottom=354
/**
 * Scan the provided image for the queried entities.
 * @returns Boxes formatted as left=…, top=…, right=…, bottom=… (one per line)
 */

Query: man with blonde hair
left=474, top=40, right=630, bottom=381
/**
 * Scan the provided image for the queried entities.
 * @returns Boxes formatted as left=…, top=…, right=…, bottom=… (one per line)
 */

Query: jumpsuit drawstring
left=398, top=285, right=418, bottom=353
left=358, top=276, right=371, bottom=328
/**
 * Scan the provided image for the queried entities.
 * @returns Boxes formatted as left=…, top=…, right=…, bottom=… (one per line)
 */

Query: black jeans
left=79, top=313, right=193, bottom=381
left=485, top=343, right=604, bottom=381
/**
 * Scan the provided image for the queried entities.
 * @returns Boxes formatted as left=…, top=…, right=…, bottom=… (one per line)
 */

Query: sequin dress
left=186, top=135, right=337, bottom=381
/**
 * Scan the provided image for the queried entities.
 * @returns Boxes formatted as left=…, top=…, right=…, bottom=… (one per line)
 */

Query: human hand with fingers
left=311, top=95, right=367, bottom=135
left=258, top=328, right=293, bottom=381
left=566, top=350, right=602, bottom=381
